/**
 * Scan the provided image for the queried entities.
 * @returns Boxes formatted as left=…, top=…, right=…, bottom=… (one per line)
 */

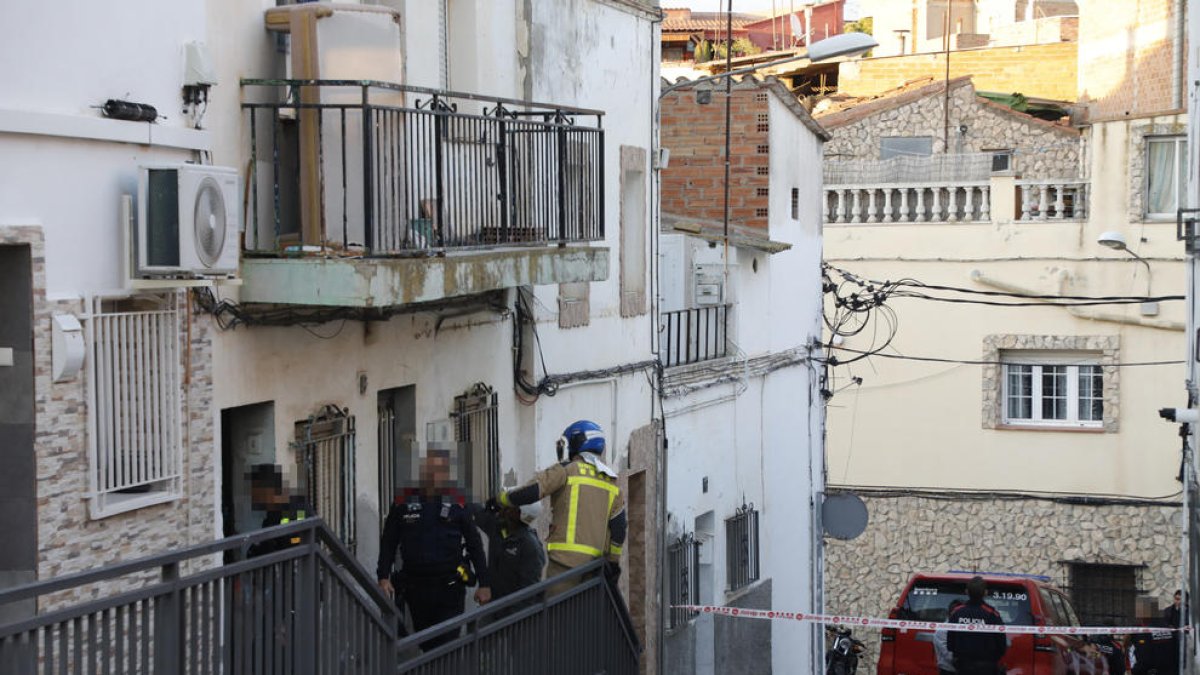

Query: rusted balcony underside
left=240, top=246, right=608, bottom=308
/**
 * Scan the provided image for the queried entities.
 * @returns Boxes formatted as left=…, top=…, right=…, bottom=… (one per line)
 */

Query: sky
left=687, top=0, right=863, bottom=20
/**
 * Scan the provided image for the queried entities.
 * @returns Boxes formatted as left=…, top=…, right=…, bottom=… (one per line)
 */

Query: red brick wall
left=660, top=87, right=771, bottom=230
left=1077, top=0, right=1184, bottom=120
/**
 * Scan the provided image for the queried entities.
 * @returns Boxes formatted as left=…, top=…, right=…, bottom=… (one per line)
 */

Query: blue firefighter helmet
left=562, top=420, right=606, bottom=457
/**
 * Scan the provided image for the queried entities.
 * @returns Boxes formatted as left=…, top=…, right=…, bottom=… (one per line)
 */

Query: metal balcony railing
left=0, top=519, right=396, bottom=675
left=660, top=304, right=730, bottom=368
left=396, top=558, right=641, bottom=674
left=242, top=79, right=605, bottom=256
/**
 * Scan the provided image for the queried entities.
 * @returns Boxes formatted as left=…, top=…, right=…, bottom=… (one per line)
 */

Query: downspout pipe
left=1173, top=0, right=1185, bottom=110
left=969, top=269, right=1185, bottom=332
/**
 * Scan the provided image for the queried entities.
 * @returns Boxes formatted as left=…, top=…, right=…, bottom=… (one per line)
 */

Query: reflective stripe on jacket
left=534, top=458, right=624, bottom=568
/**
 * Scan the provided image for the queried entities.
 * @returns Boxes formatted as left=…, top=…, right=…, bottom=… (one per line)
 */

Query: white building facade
left=658, top=77, right=829, bottom=673
left=0, top=0, right=668, bottom=665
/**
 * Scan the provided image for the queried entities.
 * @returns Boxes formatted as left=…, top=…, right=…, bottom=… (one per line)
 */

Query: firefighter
left=377, top=450, right=490, bottom=651
left=488, top=420, right=626, bottom=596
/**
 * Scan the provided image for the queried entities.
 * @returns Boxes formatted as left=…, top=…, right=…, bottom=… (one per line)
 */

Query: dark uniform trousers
left=399, top=573, right=464, bottom=650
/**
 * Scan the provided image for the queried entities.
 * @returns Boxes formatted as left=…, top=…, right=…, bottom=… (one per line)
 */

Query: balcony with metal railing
left=659, top=304, right=730, bottom=368
left=238, top=80, right=609, bottom=308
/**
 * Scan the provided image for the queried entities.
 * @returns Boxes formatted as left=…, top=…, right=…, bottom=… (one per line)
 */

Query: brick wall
left=1077, top=0, right=1183, bottom=120
left=837, top=42, right=1078, bottom=101
left=660, top=85, right=771, bottom=230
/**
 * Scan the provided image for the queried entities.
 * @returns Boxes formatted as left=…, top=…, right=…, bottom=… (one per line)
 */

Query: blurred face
left=420, top=455, right=451, bottom=490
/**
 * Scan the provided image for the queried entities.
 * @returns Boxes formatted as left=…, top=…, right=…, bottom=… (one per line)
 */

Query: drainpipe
left=969, top=269, right=1185, bottom=331
left=1173, top=0, right=1185, bottom=110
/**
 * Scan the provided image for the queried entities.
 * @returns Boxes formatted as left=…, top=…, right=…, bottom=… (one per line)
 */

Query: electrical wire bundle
left=820, top=263, right=1186, bottom=371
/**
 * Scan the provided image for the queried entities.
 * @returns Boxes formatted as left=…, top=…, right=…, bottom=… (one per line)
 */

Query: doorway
left=0, top=245, right=36, bottom=623
left=221, top=402, right=276, bottom=540
left=377, top=386, right=417, bottom=523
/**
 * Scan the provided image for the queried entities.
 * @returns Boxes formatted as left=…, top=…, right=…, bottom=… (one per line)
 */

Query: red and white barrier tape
left=672, top=605, right=1190, bottom=635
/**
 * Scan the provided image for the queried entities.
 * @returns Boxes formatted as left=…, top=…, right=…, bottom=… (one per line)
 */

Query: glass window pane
left=1078, top=365, right=1104, bottom=422
left=1147, top=138, right=1180, bottom=215
left=881, top=136, right=934, bottom=160
left=1042, top=366, right=1067, bottom=420
left=1006, top=364, right=1033, bottom=420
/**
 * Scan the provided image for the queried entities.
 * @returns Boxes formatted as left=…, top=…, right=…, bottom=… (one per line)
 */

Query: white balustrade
left=1015, top=180, right=1089, bottom=222
left=822, top=180, right=1088, bottom=225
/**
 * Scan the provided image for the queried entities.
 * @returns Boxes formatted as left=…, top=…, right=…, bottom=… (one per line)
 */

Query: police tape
left=671, top=605, right=1190, bottom=636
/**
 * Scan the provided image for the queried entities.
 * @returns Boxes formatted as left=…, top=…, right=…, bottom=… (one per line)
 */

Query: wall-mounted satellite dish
left=822, top=493, right=868, bottom=540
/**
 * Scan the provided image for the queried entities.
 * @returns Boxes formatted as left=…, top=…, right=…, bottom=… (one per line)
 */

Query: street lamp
left=658, top=32, right=878, bottom=98
left=1097, top=230, right=1158, bottom=314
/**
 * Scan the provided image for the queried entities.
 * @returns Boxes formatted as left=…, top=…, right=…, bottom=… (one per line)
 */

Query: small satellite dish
left=822, top=493, right=868, bottom=540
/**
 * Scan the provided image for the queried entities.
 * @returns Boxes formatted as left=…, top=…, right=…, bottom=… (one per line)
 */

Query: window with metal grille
left=296, top=405, right=357, bottom=552
left=668, top=533, right=701, bottom=630
left=725, top=505, right=760, bottom=592
left=86, top=293, right=182, bottom=519
left=1064, top=562, right=1143, bottom=626
left=791, top=188, right=800, bottom=220
left=453, top=383, right=500, bottom=501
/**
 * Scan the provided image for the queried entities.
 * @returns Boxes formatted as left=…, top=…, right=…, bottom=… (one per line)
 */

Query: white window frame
left=999, top=352, right=1103, bottom=429
left=1145, top=135, right=1187, bottom=220
left=85, top=293, right=183, bottom=519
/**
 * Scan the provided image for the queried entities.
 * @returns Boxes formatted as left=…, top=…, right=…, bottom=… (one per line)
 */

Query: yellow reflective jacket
left=530, top=457, right=624, bottom=568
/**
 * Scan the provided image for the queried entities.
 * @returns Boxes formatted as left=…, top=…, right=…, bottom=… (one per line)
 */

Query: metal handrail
left=396, top=558, right=642, bottom=673
left=240, top=78, right=606, bottom=120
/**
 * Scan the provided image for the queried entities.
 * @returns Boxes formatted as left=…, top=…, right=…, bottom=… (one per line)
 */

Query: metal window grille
left=791, top=188, right=800, bottom=220
left=660, top=305, right=729, bottom=367
left=668, top=533, right=701, bottom=630
left=377, top=404, right=398, bottom=531
left=725, top=505, right=761, bottom=592
left=86, top=294, right=182, bottom=515
left=1062, top=562, right=1144, bottom=626
left=453, top=383, right=500, bottom=501
left=296, top=405, right=357, bottom=552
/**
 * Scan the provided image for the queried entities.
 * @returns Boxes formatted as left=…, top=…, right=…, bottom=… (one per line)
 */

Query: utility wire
left=824, top=345, right=1183, bottom=368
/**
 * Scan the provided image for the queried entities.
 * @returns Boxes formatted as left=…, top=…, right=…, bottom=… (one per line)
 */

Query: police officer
left=490, top=420, right=626, bottom=596
left=471, top=500, right=545, bottom=614
left=1131, top=596, right=1176, bottom=675
left=377, top=450, right=490, bottom=651
left=946, top=576, right=1007, bottom=675
left=1093, top=629, right=1127, bottom=675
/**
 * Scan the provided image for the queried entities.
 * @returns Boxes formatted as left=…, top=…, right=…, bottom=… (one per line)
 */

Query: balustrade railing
left=1016, top=180, right=1087, bottom=221
left=823, top=183, right=992, bottom=224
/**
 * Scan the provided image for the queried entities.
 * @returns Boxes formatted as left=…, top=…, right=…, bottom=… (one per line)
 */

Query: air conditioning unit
left=136, top=164, right=239, bottom=278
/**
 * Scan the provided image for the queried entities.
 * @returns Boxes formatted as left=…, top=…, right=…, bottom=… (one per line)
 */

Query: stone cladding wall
left=822, top=82, right=1080, bottom=180
left=3, top=225, right=218, bottom=610
left=825, top=493, right=1180, bottom=672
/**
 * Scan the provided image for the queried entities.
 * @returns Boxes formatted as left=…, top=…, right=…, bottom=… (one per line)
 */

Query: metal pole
left=942, top=6, right=951, bottom=154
